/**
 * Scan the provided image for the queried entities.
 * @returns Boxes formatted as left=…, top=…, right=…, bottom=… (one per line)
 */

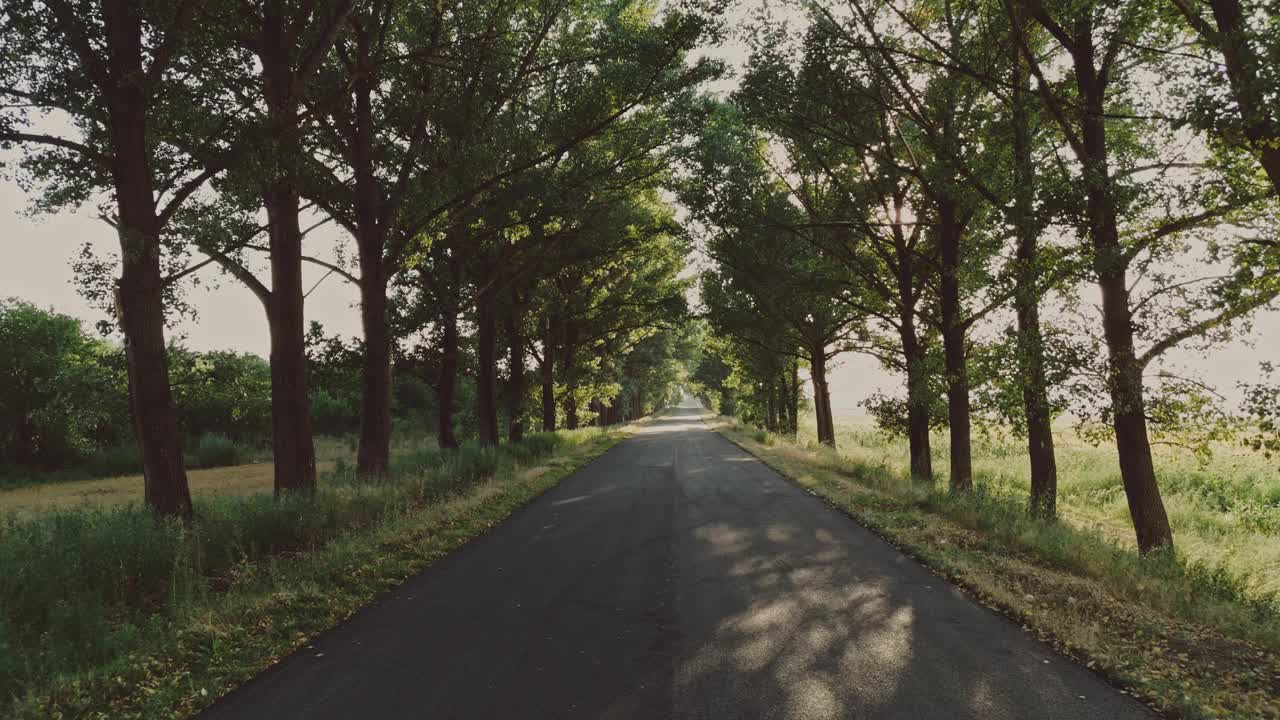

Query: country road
left=201, top=401, right=1155, bottom=720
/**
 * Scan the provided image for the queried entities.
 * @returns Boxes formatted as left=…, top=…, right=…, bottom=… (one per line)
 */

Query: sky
left=2, top=6, right=1276, bottom=417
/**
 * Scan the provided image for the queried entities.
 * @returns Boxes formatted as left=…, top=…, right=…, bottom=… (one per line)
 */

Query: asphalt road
left=201, top=401, right=1155, bottom=720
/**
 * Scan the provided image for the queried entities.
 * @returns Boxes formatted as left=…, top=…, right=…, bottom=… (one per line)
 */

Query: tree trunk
left=563, top=320, right=579, bottom=430
left=899, top=318, right=933, bottom=482
left=540, top=314, right=557, bottom=432
left=351, top=37, right=392, bottom=479
left=437, top=305, right=459, bottom=449
left=938, top=199, right=973, bottom=493
left=810, top=345, right=836, bottom=447
left=356, top=270, right=392, bottom=478
left=261, top=5, right=316, bottom=495
left=812, top=370, right=828, bottom=443
left=1076, top=50, right=1173, bottom=554
left=564, top=388, right=579, bottom=430
left=506, top=300, right=525, bottom=443
left=894, top=230, right=933, bottom=483
left=264, top=181, right=317, bottom=494
left=1011, top=29, right=1059, bottom=517
left=475, top=278, right=499, bottom=447
left=788, top=359, right=800, bottom=435
left=765, top=378, right=778, bottom=432
left=102, top=0, right=191, bottom=516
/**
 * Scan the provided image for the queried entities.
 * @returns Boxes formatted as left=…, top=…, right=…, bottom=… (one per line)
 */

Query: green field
left=807, top=415, right=1280, bottom=598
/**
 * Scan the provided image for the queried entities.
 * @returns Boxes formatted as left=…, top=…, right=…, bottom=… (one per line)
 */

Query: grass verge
left=1, top=426, right=624, bottom=719
left=710, top=417, right=1280, bottom=720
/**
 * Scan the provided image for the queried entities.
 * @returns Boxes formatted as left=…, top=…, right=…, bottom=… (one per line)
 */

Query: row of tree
left=1, top=0, right=718, bottom=513
left=684, top=0, right=1279, bottom=555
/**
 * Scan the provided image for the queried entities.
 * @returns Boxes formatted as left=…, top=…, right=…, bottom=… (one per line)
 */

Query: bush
left=192, top=433, right=246, bottom=469
left=311, top=389, right=358, bottom=436
left=81, top=445, right=144, bottom=478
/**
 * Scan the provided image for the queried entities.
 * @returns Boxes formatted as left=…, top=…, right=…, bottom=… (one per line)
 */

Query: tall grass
left=776, top=415, right=1280, bottom=619
left=0, top=429, right=592, bottom=703
left=790, top=416, right=1280, bottom=598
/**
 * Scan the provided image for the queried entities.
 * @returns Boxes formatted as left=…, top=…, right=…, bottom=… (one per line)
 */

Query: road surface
left=202, top=401, right=1154, bottom=719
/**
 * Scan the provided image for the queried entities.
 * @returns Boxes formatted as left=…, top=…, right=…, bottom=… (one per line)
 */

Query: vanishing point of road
left=202, top=400, right=1155, bottom=720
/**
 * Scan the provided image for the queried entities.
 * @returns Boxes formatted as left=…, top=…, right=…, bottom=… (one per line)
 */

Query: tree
left=0, top=0, right=242, bottom=515
left=1168, top=0, right=1280, bottom=197
left=1011, top=0, right=1279, bottom=553
left=0, top=300, right=125, bottom=469
left=681, top=102, right=867, bottom=447
left=730, top=47, right=941, bottom=469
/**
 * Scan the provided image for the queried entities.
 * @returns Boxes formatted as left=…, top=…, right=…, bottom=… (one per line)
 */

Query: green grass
left=810, top=416, right=1280, bottom=599
left=0, top=427, right=622, bottom=719
left=718, top=416, right=1280, bottom=720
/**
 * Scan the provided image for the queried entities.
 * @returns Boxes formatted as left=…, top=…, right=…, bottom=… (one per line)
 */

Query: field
left=807, top=415, right=1280, bottom=598
left=0, top=436, right=413, bottom=514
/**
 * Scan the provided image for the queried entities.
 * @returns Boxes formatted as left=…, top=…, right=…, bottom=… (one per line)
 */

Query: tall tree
left=1012, top=0, right=1279, bottom=553
left=1167, top=0, right=1280, bottom=196
left=0, top=0, right=236, bottom=515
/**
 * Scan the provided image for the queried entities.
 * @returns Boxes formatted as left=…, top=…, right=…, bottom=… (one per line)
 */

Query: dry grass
left=0, top=461, right=341, bottom=514
left=0, top=433, right=437, bottom=514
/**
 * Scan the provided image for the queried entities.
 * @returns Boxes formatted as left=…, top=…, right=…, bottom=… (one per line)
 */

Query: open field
left=806, top=415, right=1280, bottom=598
left=0, top=435, right=432, bottom=514
left=0, top=461, right=338, bottom=513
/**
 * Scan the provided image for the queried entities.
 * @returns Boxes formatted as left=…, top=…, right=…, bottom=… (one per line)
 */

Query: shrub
left=82, top=444, right=144, bottom=478
left=192, top=433, right=245, bottom=469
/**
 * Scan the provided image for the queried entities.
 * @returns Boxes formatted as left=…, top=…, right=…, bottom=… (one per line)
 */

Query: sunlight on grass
left=797, top=414, right=1280, bottom=598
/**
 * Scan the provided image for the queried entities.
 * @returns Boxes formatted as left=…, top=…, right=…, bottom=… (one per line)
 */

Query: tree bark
left=102, top=0, right=191, bottom=516
left=540, top=313, right=557, bottom=432
left=475, top=277, right=499, bottom=447
left=765, top=378, right=779, bottom=432
left=810, top=345, right=836, bottom=447
left=261, top=3, right=316, bottom=495
left=506, top=299, right=525, bottom=443
left=1075, top=45, right=1173, bottom=554
left=264, top=181, right=317, bottom=494
left=938, top=198, right=973, bottom=493
left=563, top=320, right=579, bottom=430
left=356, top=269, right=393, bottom=477
left=894, top=230, right=933, bottom=482
left=436, top=304, right=459, bottom=449
left=351, top=33, right=392, bottom=479
left=1011, top=27, right=1059, bottom=517
left=899, top=315, right=933, bottom=482
left=788, top=359, right=800, bottom=435
left=1172, top=0, right=1280, bottom=195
